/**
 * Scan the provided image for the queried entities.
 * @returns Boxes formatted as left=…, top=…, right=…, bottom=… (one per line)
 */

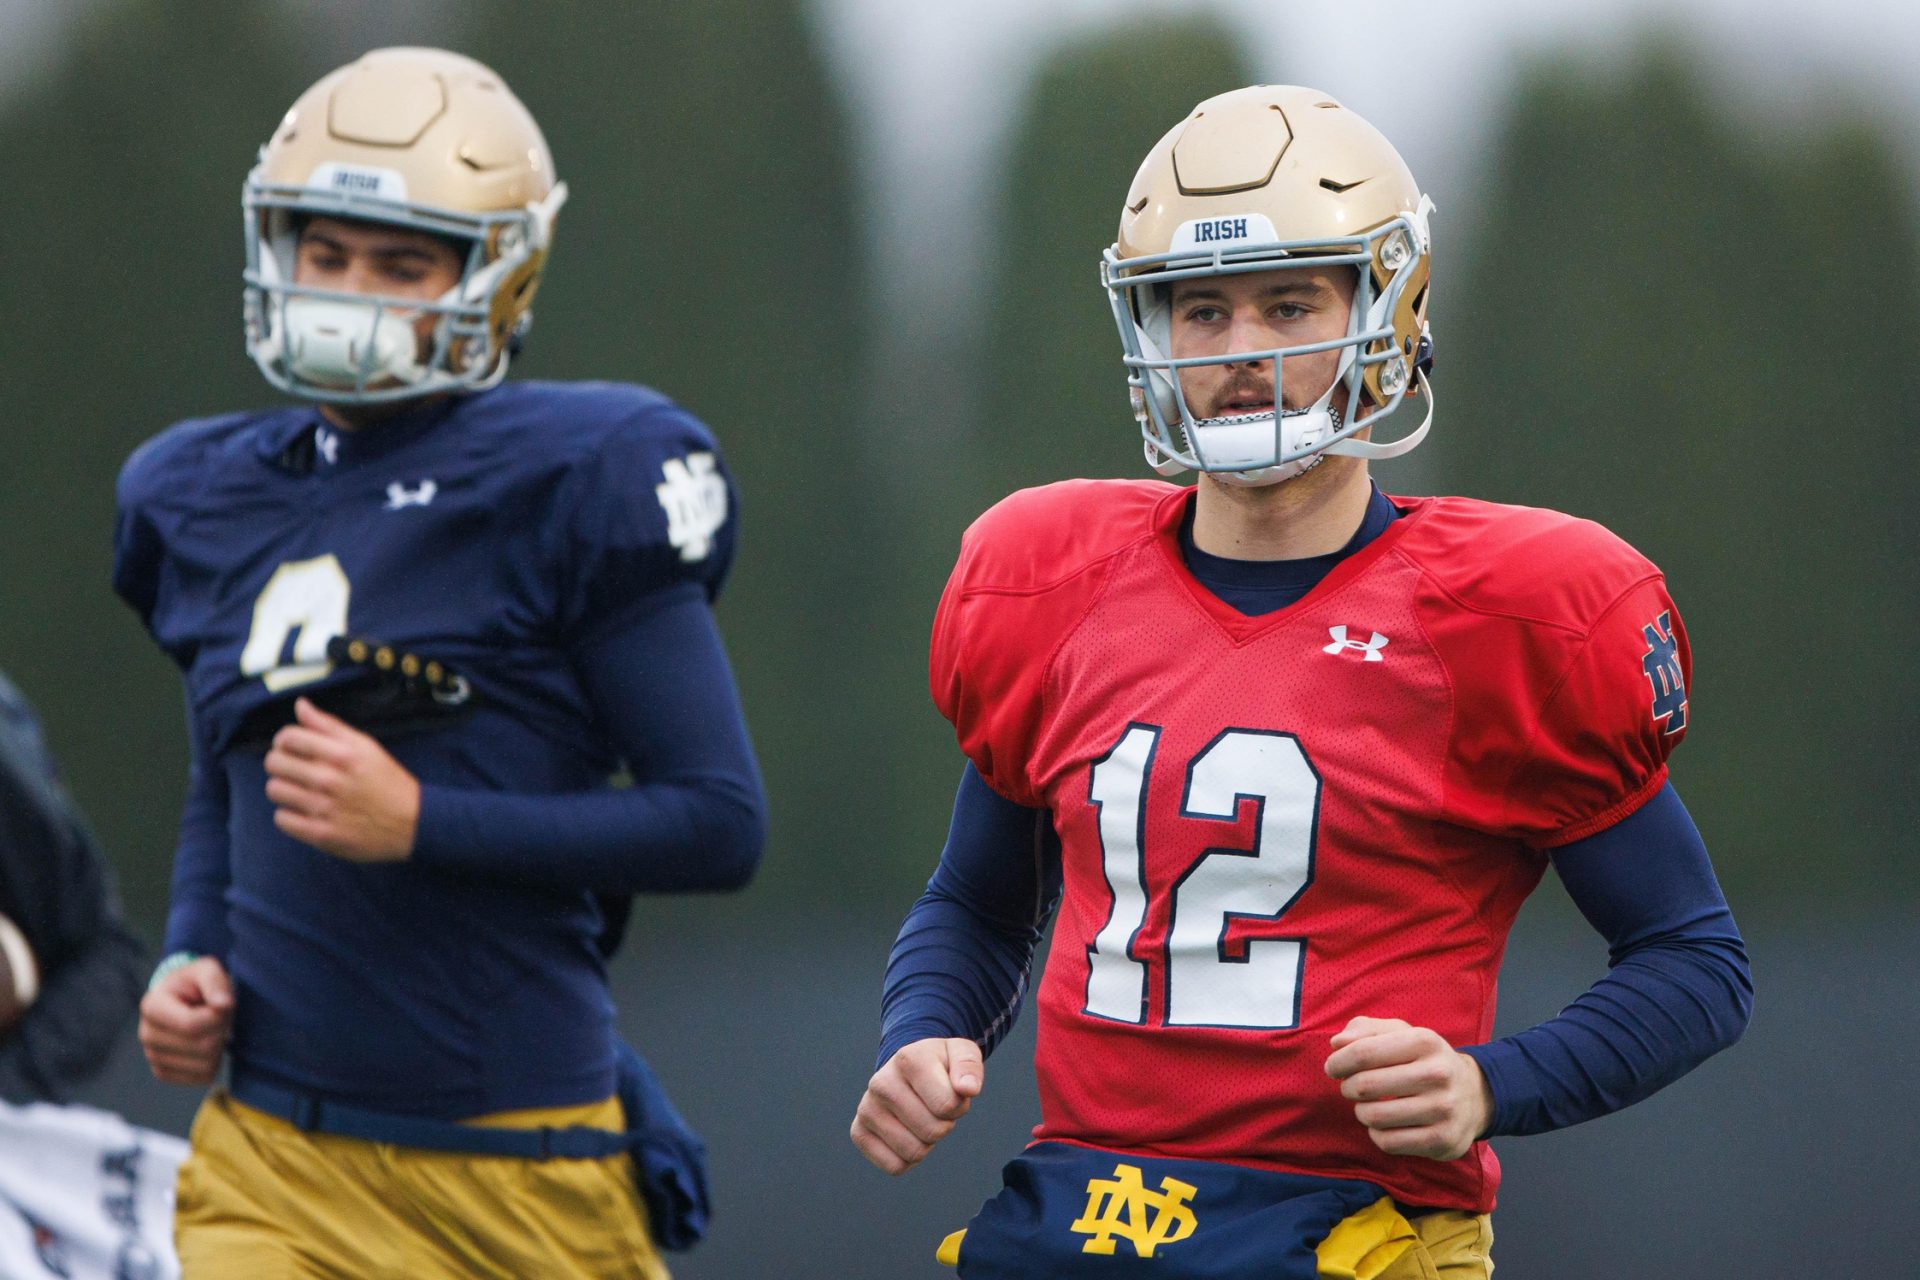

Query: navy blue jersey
left=115, top=380, right=734, bottom=763
left=114, top=381, right=757, bottom=1117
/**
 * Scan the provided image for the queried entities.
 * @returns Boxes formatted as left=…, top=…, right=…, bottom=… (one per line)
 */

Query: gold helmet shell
left=243, top=47, right=569, bottom=403
left=1102, top=86, right=1435, bottom=483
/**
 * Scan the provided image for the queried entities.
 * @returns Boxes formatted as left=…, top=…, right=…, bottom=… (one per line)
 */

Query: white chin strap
left=1185, top=382, right=1343, bottom=489
left=1177, top=407, right=1334, bottom=487
left=1142, top=361, right=1435, bottom=488
left=277, top=296, right=430, bottom=391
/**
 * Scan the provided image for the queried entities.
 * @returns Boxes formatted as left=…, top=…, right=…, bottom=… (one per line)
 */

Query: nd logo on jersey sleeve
left=1640, top=611, right=1687, bottom=734
left=941, top=1143, right=1404, bottom=1279
left=655, top=451, right=727, bottom=563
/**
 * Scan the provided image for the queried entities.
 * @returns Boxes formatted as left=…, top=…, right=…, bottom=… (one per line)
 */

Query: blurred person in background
left=113, top=47, right=764, bottom=1280
left=1, top=670, right=182, bottom=1279
left=855, top=86, right=1751, bottom=1278
left=0, top=672, right=144, bottom=1103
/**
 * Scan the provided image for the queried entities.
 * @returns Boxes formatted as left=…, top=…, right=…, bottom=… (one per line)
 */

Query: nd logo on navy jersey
left=1640, top=611, right=1686, bottom=734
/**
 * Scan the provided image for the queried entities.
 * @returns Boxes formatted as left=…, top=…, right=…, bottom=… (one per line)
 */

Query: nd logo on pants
left=938, top=1143, right=1492, bottom=1279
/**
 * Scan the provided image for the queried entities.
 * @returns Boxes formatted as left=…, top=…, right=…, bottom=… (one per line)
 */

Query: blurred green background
left=0, top=2, right=1912, bottom=1275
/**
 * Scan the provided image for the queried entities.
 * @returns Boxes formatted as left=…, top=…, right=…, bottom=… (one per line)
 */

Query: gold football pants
left=174, top=1089, right=669, bottom=1280
left=1320, top=1198, right=1495, bottom=1280
left=1379, top=1208, right=1494, bottom=1278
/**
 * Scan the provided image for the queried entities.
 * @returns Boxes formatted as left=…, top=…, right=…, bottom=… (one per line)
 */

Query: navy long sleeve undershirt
left=162, top=713, right=235, bottom=959
left=410, top=584, right=767, bottom=894
left=1462, top=783, right=1751, bottom=1135
left=879, top=766, right=1063, bottom=1066
left=162, top=583, right=766, bottom=959
left=879, top=484, right=1752, bottom=1136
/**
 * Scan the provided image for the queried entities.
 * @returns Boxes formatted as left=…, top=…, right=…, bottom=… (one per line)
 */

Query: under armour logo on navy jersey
left=656, top=452, right=728, bottom=562
left=1322, top=625, right=1389, bottom=661
left=384, top=480, right=437, bottom=510
left=1640, top=611, right=1687, bottom=734
left=315, top=427, right=340, bottom=465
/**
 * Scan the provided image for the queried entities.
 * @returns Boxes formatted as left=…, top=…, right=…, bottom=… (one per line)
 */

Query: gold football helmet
left=1102, top=85, right=1434, bottom=485
left=243, top=47, right=568, bottom=403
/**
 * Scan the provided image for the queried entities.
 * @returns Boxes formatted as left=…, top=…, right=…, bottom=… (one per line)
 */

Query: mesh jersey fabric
left=929, top=480, right=1687, bottom=1212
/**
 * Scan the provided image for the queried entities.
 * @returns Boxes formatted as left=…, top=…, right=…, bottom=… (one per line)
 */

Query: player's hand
left=139, top=957, right=234, bottom=1086
left=851, top=1037, right=984, bottom=1175
left=265, top=698, right=420, bottom=863
left=1324, top=1016, right=1493, bottom=1161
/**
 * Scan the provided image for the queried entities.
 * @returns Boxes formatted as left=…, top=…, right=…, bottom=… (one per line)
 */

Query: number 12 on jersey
left=1085, top=724, right=1319, bottom=1030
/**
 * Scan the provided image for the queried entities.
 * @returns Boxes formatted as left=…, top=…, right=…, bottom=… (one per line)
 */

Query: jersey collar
left=254, top=393, right=471, bottom=473
left=1149, top=485, right=1431, bottom=643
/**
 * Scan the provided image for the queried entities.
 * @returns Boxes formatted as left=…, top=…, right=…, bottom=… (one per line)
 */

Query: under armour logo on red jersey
left=1322, top=625, right=1389, bottom=661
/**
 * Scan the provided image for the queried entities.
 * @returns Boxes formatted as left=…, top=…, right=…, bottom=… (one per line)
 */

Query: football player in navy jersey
left=113, top=47, right=763, bottom=1279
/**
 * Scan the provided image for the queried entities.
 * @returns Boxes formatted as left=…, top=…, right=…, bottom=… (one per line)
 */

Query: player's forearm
left=409, top=581, right=767, bottom=893
left=880, top=894, right=1040, bottom=1067
left=1464, top=930, right=1750, bottom=1136
left=1465, top=783, right=1752, bottom=1136
left=877, top=765, right=1060, bottom=1067
left=163, top=752, right=235, bottom=958
left=412, top=773, right=765, bottom=893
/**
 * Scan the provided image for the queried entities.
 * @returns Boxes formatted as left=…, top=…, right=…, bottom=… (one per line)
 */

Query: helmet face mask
left=1103, top=87, right=1436, bottom=485
left=241, top=48, right=568, bottom=405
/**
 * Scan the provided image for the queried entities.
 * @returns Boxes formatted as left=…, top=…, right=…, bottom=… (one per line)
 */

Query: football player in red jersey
left=852, top=87, right=1750, bottom=1279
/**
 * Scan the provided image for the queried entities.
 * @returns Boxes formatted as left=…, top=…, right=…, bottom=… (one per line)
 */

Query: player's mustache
left=1205, top=375, right=1279, bottom=419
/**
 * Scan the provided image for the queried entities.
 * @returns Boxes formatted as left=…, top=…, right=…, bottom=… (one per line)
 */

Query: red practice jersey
left=929, top=480, right=1691, bottom=1213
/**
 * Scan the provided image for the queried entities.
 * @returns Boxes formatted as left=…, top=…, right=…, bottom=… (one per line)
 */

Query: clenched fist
left=1324, top=1015, right=1494, bottom=1161
left=851, top=1037, right=984, bottom=1175
left=140, top=956, right=234, bottom=1086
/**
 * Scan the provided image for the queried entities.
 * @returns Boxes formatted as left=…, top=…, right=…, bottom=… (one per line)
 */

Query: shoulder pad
left=954, top=479, right=1179, bottom=595
left=117, top=410, right=270, bottom=510
left=1395, top=496, right=1661, bottom=633
left=498, top=380, right=703, bottom=453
